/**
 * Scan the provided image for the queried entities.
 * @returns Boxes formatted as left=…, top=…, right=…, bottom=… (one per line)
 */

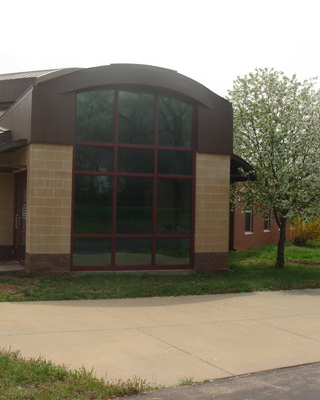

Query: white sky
left=1, top=0, right=319, bottom=97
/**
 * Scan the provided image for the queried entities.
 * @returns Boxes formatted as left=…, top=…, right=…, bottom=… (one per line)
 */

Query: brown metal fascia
left=30, top=64, right=234, bottom=154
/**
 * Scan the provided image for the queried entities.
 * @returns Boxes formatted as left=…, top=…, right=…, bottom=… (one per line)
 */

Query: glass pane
left=118, top=91, right=154, bottom=145
left=76, top=90, right=114, bottom=142
left=159, top=97, right=192, bottom=147
left=118, top=148, right=154, bottom=173
left=116, top=177, right=153, bottom=234
left=75, top=145, right=113, bottom=171
left=115, top=238, right=152, bottom=265
left=157, top=179, right=191, bottom=234
left=156, top=238, right=190, bottom=265
left=73, top=238, right=111, bottom=266
left=245, top=211, right=253, bottom=232
left=158, top=150, right=192, bottom=175
left=74, top=175, right=112, bottom=234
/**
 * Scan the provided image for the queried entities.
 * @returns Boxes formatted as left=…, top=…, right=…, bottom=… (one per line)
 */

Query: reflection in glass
left=158, top=150, right=192, bottom=175
left=75, top=145, right=113, bottom=171
left=118, top=91, right=155, bottom=145
left=156, top=238, right=190, bottom=265
left=159, top=97, right=192, bottom=147
left=74, top=175, right=112, bottom=234
left=116, top=177, right=153, bottom=234
left=73, top=238, right=112, bottom=266
left=157, top=179, right=191, bottom=234
left=115, top=238, right=152, bottom=265
left=76, top=90, right=114, bottom=142
left=118, top=148, right=154, bottom=173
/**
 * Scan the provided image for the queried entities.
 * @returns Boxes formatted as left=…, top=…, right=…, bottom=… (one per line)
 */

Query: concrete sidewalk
left=1, top=289, right=320, bottom=387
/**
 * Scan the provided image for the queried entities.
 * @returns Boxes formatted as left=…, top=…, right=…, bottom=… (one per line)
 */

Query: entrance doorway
left=13, top=171, right=27, bottom=264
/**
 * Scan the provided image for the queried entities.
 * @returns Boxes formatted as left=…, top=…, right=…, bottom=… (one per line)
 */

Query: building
left=232, top=208, right=280, bottom=251
left=0, top=64, right=250, bottom=274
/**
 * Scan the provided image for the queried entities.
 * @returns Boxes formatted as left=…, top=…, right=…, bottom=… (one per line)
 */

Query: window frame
left=71, top=87, right=197, bottom=271
left=244, top=210, right=253, bottom=234
left=263, top=214, right=271, bottom=232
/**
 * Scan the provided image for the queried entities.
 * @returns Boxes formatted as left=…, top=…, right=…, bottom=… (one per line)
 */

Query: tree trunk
left=276, top=218, right=287, bottom=268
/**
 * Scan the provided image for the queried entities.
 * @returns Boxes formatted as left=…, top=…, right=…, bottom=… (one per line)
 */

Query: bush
left=290, top=219, right=320, bottom=246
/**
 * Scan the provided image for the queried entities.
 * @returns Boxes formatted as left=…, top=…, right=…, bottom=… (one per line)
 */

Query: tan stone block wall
left=14, top=144, right=73, bottom=255
left=195, top=153, right=230, bottom=253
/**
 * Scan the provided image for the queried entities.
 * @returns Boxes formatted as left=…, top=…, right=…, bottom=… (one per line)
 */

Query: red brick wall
left=233, top=208, right=280, bottom=251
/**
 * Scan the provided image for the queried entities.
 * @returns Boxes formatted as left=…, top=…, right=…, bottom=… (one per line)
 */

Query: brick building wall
left=233, top=207, right=279, bottom=251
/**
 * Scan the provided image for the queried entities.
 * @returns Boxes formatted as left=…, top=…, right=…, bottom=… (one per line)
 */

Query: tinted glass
left=118, top=91, right=155, bottom=145
left=76, top=90, right=114, bottom=142
left=245, top=211, right=252, bottom=232
left=156, top=238, right=190, bottom=265
left=118, top=148, right=154, bottom=173
left=264, top=216, right=270, bottom=231
left=115, top=238, right=152, bottom=265
left=116, top=177, right=153, bottom=234
left=157, top=178, right=191, bottom=234
left=75, top=145, right=113, bottom=171
left=74, top=175, right=112, bottom=234
left=159, top=97, right=192, bottom=147
left=73, top=238, right=112, bottom=266
left=158, top=150, right=192, bottom=175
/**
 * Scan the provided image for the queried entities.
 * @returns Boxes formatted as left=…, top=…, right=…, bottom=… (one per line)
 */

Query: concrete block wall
left=14, top=144, right=73, bottom=273
left=194, top=153, right=230, bottom=272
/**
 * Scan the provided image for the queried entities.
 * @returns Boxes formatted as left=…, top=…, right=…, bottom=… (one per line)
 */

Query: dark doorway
left=13, top=171, right=27, bottom=264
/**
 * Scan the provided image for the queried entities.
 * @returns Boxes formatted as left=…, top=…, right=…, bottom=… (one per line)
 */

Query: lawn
left=1, top=242, right=320, bottom=302
left=0, top=348, right=158, bottom=400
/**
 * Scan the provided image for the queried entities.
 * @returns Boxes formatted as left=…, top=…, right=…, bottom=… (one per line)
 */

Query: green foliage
left=228, top=68, right=320, bottom=267
left=179, top=377, right=195, bottom=386
left=290, top=219, right=320, bottom=246
left=0, top=348, right=155, bottom=399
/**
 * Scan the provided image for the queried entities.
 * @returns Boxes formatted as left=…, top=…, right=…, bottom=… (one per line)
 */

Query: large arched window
left=72, top=89, right=196, bottom=271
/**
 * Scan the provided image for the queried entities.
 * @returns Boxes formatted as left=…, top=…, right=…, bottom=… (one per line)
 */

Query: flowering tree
left=228, top=68, right=320, bottom=268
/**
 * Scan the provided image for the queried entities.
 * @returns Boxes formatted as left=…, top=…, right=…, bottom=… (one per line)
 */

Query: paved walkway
left=128, top=362, right=320, bottom=399
left=1, top=290, right=320, bottom=388
left=0, top=262, right=24, bottom=273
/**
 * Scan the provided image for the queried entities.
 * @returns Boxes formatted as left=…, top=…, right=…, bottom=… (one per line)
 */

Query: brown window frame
left=71, top=87, right=197, bottom=271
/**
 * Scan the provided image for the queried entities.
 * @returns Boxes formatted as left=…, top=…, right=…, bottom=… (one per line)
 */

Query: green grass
left=1, top=242, right=320, bottom=302
left=0, top=348, right=156, bottom=400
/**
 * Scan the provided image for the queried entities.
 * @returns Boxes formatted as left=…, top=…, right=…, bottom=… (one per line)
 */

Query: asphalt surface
left=125, top=362, right=320, bottom=400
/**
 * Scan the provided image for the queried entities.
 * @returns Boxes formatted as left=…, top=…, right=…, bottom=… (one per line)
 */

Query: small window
left=264, top=214, right=270, bottom=231
left=245, top=211, right=253, bottom=234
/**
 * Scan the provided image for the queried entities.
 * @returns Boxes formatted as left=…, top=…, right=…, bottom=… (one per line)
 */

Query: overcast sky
left=1, top=0, right=319, bottom=97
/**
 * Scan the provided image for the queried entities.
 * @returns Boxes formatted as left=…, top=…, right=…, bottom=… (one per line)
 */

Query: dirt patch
left=0, top=285, right=21, bottom=295
left=287, top=259, right=320, bottom=266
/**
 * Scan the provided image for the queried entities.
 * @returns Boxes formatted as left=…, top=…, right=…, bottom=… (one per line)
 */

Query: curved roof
left=0, top=64, right=233, bottom=155
left=36, top=64, right=230, bottom=109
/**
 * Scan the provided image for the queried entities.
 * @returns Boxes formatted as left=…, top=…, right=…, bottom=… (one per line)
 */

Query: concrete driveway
left=1, top=289, right=320, bottom=387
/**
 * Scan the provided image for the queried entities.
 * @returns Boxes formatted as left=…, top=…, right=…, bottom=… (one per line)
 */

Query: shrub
left=290, top=219, right=320, bottom=246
